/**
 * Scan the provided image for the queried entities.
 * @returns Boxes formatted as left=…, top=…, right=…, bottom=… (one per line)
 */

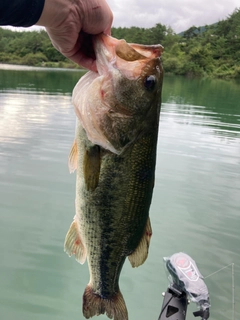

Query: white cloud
left=107, top=0, right=239, bottom=32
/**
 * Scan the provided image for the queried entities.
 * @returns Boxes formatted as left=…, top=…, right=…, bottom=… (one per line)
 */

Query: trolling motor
left=158, top=252, right=210, bottom=320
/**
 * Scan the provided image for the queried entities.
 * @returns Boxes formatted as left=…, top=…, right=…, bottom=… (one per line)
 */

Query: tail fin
left=83, top=285, right=128, bottom=320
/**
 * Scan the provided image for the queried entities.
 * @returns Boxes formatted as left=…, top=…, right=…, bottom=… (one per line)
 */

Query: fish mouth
left=93, top=33, right=163, bottom=61
left=93, top=33, right=163, bottom=79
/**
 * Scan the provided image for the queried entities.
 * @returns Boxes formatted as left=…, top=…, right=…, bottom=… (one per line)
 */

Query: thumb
left=81, top=0, right=113, bottom=35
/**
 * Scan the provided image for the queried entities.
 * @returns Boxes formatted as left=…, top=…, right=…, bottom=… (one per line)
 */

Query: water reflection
left=163, top=76, right=240, bottom=136
left=1, top=68, right=239, bottom=137
left=0, top=67, right=85, bottom=94
left=0, top=69, right=240, bottom=320
left=163, top=101, right=240, bottom=138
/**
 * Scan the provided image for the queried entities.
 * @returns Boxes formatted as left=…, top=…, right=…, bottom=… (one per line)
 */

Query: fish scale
left=78, top=123, right=152, bottom=292
left=64, top=33, right=163, bottom=320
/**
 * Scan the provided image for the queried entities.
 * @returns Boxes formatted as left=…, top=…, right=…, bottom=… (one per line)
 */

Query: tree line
left=0, top=8, right=239, bottom=78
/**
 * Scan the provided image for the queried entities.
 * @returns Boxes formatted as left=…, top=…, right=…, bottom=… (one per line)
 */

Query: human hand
left=36, top=0, right=113, bottom=71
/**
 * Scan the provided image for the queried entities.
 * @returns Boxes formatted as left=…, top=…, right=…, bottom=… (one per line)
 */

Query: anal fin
left=128, top=217, right=152, bottom=268
left=64, top=217, right=86, bottom=264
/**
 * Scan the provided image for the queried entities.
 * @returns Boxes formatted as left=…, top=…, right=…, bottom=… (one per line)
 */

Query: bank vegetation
left=0, top=8, right=239, bottom=79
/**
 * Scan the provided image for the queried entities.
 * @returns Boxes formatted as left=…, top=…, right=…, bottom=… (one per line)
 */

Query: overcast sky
left=107, top=0, right=239, bottom=33
left=3, top=0, right=239, bottom=34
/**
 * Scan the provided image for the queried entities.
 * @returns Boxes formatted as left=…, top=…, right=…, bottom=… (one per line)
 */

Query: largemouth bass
left=64, top=34, right=163, bottom=320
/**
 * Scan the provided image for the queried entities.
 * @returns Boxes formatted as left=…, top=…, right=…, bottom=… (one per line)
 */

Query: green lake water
left=0, top=66, right=240, bottom=320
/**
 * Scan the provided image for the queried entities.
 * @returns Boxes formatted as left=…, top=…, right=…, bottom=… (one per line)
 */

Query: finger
left=72, top=53, right=97, bottom=72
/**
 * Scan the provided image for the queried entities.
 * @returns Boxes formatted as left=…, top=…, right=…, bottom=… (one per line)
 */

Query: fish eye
left=144, top=75, right=156, bottom=91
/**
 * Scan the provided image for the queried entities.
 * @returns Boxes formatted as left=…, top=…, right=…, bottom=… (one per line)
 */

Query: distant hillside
left=178, top=23, right=218, bottom=37
left=170, top=8, right=240, bottom=78
left=0, top=8, right=239, bottom=78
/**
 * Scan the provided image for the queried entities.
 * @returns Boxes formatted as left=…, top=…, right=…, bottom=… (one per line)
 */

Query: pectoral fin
left=64, top=217, right=87, bottom=264
left=68, top=140, right=78, bottom=173
left=128, top=217, right=152, bottom=268
left=83, top=145, right=101, bottom=191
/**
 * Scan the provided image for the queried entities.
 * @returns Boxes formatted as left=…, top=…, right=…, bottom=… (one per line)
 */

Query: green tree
left=0, top=9, right=240, bottom=78
left=183, top=26, right=200, bottom=39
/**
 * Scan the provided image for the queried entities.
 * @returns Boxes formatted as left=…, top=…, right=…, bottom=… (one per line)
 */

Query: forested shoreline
left=0, top=8, right=239, bottom=79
